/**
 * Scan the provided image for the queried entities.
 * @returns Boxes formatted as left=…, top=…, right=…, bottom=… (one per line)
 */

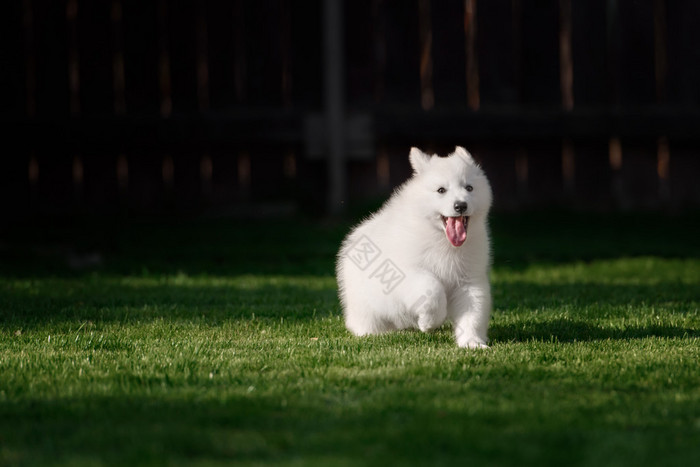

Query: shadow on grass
left=1, top=277, right=696, bottom=333
left=0, top=281, right=340, bottom=329
left=490, top=319, right=698, bottom=344
left=3, top=384, right=700, bottom=466
left=492, top=281, right=698, bottom=311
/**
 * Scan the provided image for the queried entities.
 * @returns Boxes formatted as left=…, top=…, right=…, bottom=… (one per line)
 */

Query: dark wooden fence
left=2, top=0, right=700, bottom=220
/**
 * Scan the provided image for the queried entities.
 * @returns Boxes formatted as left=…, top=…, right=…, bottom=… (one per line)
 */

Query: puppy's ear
left=454, top=146, right=475, bottom=164
left=409, top=147, right=431, bottom=174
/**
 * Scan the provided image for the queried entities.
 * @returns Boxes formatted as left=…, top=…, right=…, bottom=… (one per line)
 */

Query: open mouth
left=441, top=216, right=469, bottom=247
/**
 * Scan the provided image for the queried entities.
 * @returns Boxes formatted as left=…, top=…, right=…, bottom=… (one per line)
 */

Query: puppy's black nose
left=454, top=201, right=467, bottom=214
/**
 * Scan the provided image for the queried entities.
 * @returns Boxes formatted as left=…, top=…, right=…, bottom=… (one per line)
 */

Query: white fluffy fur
left=336, top=147, right=493, bottom=348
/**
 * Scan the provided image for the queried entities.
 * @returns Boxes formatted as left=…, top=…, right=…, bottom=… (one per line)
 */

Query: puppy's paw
left=456, top=336, right=489, bottom=349
left=462, top=340, right=489, bottom=350
left=417, top=313, right=445, bottom=333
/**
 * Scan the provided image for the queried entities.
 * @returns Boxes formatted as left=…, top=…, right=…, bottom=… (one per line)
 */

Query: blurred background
left=1, top=0, right=700, bottom=223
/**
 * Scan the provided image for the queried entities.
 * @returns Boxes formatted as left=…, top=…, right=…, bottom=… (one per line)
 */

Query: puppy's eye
left=437, top=187, right=446, bottom=194
left=466, top=185, right=474, bottom=192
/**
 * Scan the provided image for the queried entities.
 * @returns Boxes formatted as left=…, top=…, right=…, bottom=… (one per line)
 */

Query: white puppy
left=336, top=147, right=492, bottom=348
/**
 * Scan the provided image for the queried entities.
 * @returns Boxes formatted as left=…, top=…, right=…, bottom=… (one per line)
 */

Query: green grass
left=1, top=212, right=699, bottom=466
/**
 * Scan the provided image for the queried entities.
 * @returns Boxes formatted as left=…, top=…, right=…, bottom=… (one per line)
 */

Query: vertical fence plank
left=520, top=0, right=560, bottom=107
left=123, top=0, right=159, bottom=114
left=345, top=0, right=375, bottom=107
left=514, top=149, right=529, bottom=205
left=619, top=140, right=659, bottom=209
left=66, top=0, right=80, bottom=116
left=464, top=0, right=479, bottom=110
left=572, top=0, right=607, bottom=107
left=382, top=0, right=420, bottom=108
left=82, top=153, right=120, bottom=214
left=665, top=1, right=700, bottom=207
left=280, top=0, right=293, bottom=108
left=606, top=1, right=624, bottom=207
left=290, top=2, right=323, bottom=108
left=569, top=1, right=610, bottom=206
left=233, top=0, right=247, bottom=104
left=573, top=142, right=612, bottom=209
left=606, top=0, right=620, bottom=107
left=372, top=0, right=387, bottom=103
left=345, top=0, right=381, bottom=197
left=654, top=0, right=670, bottom=205
left=22, top=0, right=37, bottom=117
left=0, top=3, right=28, bottom=220
left=669, top=142, right=700, bottom=208
left=617, top=0, right=655, bottom=107
left=76, top=3, right=112, bottom=116
left=417, top=0, right=434, bottom=110
left=666, top=1, right=700, bottom=107
left=429, top=0, right=467, bottom=110
left=194, top=2, right=211, bottom=210
left=558, top=0, right=574, bottom=199
left=657, top=136, right=670, bottom=202
left=325, top=0, right=346, bottom=215
left=172, top=152, right=201, bottom=212
left=127, top=149, right=162, bottom=213
left=111, top=0, right=126, bottom=212
left=112, top=0, right=126, bottom=115
left=476, top=0, right=518, bottom=106
left=196, top=1, right=210, bottom=113
left=511, top=0, right=523, bottom=104
left=237, top=151, right=251, bottom=202
left=158, top=0, right=173, bottom=116
left=34, top=150, right=73, bottom=216
left=122, top=1, right=159, bottom=213
left=471, top=143, right=519, bottom=210
left=206, top=1, right=235, bottom=110
left=653, top=0, right=667, bottom=105
left=617, top=0, right=656, bottom=107
left=617, top=0, right=657, bottom=208
left=0, top=1, right=25, bottom=116
left=558, top=0, right=573, bottom=111
left=166, top=0, right=198, bottom=114
left=528, top=142, right=565, bottom=205
left=34, top=0, right=69, bottom=116
left=244, top=0, right=284, bottom=106
left=30, top=1, right=72, bottom=214
left=206, top=151, right=232, bottom=206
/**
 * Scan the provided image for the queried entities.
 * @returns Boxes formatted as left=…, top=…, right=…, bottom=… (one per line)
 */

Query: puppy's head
left=409, top=147, right=492, bottom=247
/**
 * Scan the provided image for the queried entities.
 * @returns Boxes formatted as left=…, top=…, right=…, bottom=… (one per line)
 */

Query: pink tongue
left=445, top=217, right=466, bottom=247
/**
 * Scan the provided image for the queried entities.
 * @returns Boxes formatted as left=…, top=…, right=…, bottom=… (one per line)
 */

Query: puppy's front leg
left=400, top=271, right=447, bottom=333
left=448, top=278, right=492, bottom=349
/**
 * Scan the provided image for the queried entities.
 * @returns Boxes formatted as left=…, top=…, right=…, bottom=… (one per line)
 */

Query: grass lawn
left=1, top=211, right=699, bottom=466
